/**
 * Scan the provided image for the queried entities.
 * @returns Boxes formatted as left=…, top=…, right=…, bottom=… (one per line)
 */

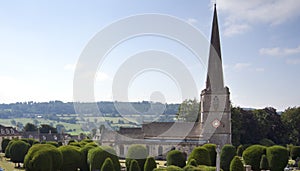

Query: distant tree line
left=0, top=101, right=179, bottom=118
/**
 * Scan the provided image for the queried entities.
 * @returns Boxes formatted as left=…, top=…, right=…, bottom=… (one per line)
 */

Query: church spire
left=206, top=4, right=224, bottom=91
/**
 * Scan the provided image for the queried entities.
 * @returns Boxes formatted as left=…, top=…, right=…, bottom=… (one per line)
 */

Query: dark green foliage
left=242, top=145, right=266, bottom=171
left=236, top=145, right=244, bottom=157
left=259, top=138, right=275, bottom=147
left=101, top=157, right=115, bottom=171
left=166, top=150, right=186, bottom=168
left=129, top=160, right=140, bottom=171
left=125, top=144, right=148, bottom=170
left=203, top=144, right=217, bottom=166
left=154, top=165, right=183, bottom=171
left=183, top=165, right=202, bottom=171
left=24, top=123, right=37, bottom=132
left=68, top=139, right=76, bottom=144
left=5, top=140, right=15, bottom=158
left=80, top=144, right=97, bottom=171
left=291, top=146, right=300, bottom=160
left=144, top=156, right=157, bottom=171
left=197, top=165, right=222, bottom=171
left=69, top=142, right=82, bottom=147
left=220, top=145, right=236, bottom=171
left=10, top=140, right=30, bottom=163
left=187, top=158, right=198, bottom=166
left=188, top=146, right=211, bottom=166
left=39, top=124, right=57, bottom=133
left=58, top=145, right=83, bottom=171
left=229, top=156, right=244, bottom=171
left=259, top=155, right=269, bottom=170
left=266, top=145, right=289, bottom=171
left=1, top=138, right=11, bottom=153
left=88, top=146, right=120, bottom=171
left=46, top=141, right=59, bottom=147
left=24, top=144, right=63, bottom=171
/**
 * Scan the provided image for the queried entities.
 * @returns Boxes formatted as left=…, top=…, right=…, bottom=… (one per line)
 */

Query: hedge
left=229, top=156, right=244, bottom=171
left=58, top=145, right=83, bottom=171
left=125, top=144, right=148, bottom=171
left=129, top=159, right=141, bottom=171
left=236, top=145, right=244, bottom=157
left=101, top=157, right=115, bottom=171
left=220, top=145, right=236, bottom=171
left=1, top=138, right=11, bottom=153
left=80, top=144, right=97, bottom=171
left=188, top=147, right=211, bottom=166
left=154, top=165, right=183, bottom=171
left=10, top=140, right=30, bottom=164
left=259, top=154, right=269, bottom=170
left=266, top=145, right=289, bottom=171
left=167, top=150, right=186, bottom=168
left=203, top=144, right=217, bottom=166
left=242, top=145, right=266, bottom=171
left=88, top=146, right=120, bottom=171
left=144, top=156, right=157, bottom=171
left=187, top=158, right=198, bottom=167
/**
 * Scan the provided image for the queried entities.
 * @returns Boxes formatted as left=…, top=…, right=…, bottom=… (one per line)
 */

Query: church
left=99, top=5, right=231, bottom=158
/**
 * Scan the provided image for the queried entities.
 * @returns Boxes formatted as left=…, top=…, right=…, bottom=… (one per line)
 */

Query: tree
left=176, top=99, right=200, bottom=122
left=24, top=123, right=37, bottom=132
left=281, top=107, right=300, bottom=145
left=125, top=144, right=148, bottom=171
left=230, top=156, right=244, bottom=171
left=129, top=160, right=140, bottom=171
left=242, top=145, right=266, bottom=171
left=291, top=146, right=300, bottom=160
left=88, top=146, right=120, bottom=171
left=188, top=146, right=211, bottom=166
left=259, top=154, right=269, bottom=170
left=266, top=145, right=289, bottom=171
left=101, top=157, right=115, bottom=171
left=236, top=145, right=244, bottom=157
left=203, top=144, right=217, bottom=166
left=220, top=145, right=236, bottom=171
left=166, top=150, right=186, bottom=168
left=1, top=138, right=11, bottom=153
left=10, top=140, right=30, bottom=166
left=58, top=145, right=83, bottom=171
left=39, top=124, right=57, bottom=133
left=144, top=156, right=157, bottom=171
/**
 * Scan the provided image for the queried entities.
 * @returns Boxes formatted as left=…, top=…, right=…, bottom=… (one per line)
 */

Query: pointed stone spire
left=206, top=4, right=224, bottom=91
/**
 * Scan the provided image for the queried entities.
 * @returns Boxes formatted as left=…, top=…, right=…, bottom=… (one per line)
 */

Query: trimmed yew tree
left=203, top=144, right=217, bottom=166
left=188, top=146, right=211, bottom=166
left=220, top=145, right=236, bottom=171
left=166, top=150, right=186, bottom=168
left=125, top=144, right=148, bottom=171
left=144, top=156, right=157, bottom=171
left=266, top=145, right=288, bottom=171
left=101, top=157, right=115, bottom=171
left=229, top=156, right=244, bottom=171
left=10, top=140, right=30, bottom=165
left=242, top=145, right=266, bottom=171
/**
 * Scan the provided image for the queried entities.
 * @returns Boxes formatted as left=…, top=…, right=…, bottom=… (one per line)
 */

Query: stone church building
left=99, top=5, right=231, bottom=158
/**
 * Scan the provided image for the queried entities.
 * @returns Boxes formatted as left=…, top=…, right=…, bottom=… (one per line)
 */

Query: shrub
left=197, top=165, right=223, bottom=171
left=220, top=145, right=236, bottom=171
left=154, top=165, right=183, bottom=171
left=24, top=144, right=63, bottom=171
left=58, top=145, right=83, bottom=171
left=129, top=159, right=140, bottom=171
left=144, top=156, right=157, bottom=171
left=229, top=156, right=244, bottom=171
left=125, top=144, right=148, bottom=170
left=183, top=165, right=202, bottom=171
left=187, top=158, right=198, bottom=166
left=259, top=154, right=269, bottom=170
left=167, top=150, right=186, bottom=168
left=203, top=144, right=217, bottom=166
left=1, top=138, right=11, bottom=153
left=242, top=145, right=266, bottom=171
left=259, top=138, right=275, bottom=147
left=5, top=140, right=16, bottom=158
left=88, top=146, right=120, bottom=171
left=10, top=140, right=30, bottom=164
left=266, top=145, right=289, bottom=171
left=80, top=144, right=97, bottom=171
left=101, top=157, right=115, bottom=171
left=236, top=145, right=244, bottom=157
left=188, top=146, right=211, bottom=166
left=291, top=146, right=300, bottom=160
left=46, top=141, right=59, bottom=147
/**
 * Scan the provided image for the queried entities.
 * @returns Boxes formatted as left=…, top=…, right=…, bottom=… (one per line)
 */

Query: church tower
left=200, top=4, right=231, bottom=146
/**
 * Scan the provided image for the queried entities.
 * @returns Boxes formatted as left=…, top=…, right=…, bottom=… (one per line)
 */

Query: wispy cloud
left=259, top=45, right=300, bottom=57
left=223, top=23, right=250, bottom=37
left=233, top=63, right=251, bottom=70
left=186, top=18, right=198, bottom=25
left=64, top=63, right=76, bottom=71
left=215, top=0, right=300, bottom=36
left=286, top=58, right=300, bottom=65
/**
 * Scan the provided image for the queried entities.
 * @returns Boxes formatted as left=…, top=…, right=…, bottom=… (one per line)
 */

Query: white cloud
left=233, top=63, right=251, bottom=70
left=286, top=58, right=300, bottom=65
left=215, top=0, right=300, bottom=36
left=224, top=23, right=250, bottom=37
left=259, top=45, right=300, bottom=57
left=64, top=63, right=76, bottom=71
left=96, top=72, right=111, bottom=82
left=186, top=18, right=198, bottom=25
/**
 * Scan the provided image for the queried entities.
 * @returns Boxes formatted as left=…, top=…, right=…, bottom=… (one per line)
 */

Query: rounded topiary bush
left=88, top=146, right=120, bottom=171
left=166, top=150, right=186, bottom=168
left=266, top=145, right=289, bottom=171
left=129, top=159, right=140, bottom=171
left=24, top=144, right=63, bottom=171
left=125, top=144, right=148, bottom=171
left=259, top=154, right=269, bottom=170
left=80, top=144, right=97, bottom=171
left=242, top=145, right=266, bottom=171
left=188, top=146, right=211, bottom=166
left=5, top=140, right=16, bottom=158
left=101, top=157, right=115, bottom=171
left=220, top=145, right=236, bottom=171
left=291, top=146, right=300, bottom=160
left=10, top=140, right=30, bottom=164
left=229, top=156, right=244, bottom=171
left=144, top=156, right=157, bottom=171
left=203, top=144, right=217, bottom=166
left=183, top=165, right=201, bottom=171
left=58, top=145, right=83, bottom=171
left=236, top=145, right=244, bottom=157
left=187, top=158, right=198, bottom=166
left=1, top=138, right=11, bottom=153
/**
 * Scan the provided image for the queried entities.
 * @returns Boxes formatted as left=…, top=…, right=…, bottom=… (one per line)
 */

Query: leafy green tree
left=39, top=124, right=57, bottom=133
left=281, top=107, right=300, bottom=145
left=176, top=99, right=199, bottom=122
left=101, top=157, right=115, bottom=171
left=1, top=138, right=11, bottom=153
left=129, top=160, right=140, bottom=171
left=10, top=140, right=30, bottom=166
left=125, top=144, right=148, bottom=171
left=144, top=156, right=157, bottom=171
left=188, top=146, right=211, bottom=166
left=24, top=123, right=37, bottom=132
left=220, top=145, right=236, bottom=171
left=229, top=156, right=244, bottom=171
left=166, top=150, right=186, bottom=168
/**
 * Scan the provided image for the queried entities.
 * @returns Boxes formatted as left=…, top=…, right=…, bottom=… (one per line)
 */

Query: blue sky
left=0, top=0, right=299, bottom=111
